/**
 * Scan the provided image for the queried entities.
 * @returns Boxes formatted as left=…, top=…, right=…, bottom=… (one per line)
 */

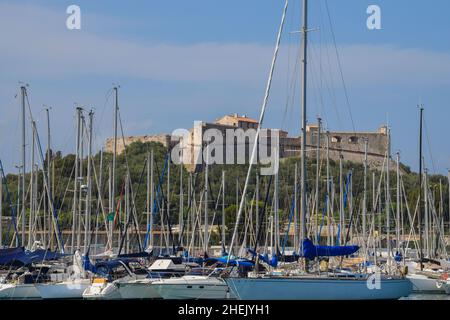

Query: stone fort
left=104, top=113, right=389, bottom=171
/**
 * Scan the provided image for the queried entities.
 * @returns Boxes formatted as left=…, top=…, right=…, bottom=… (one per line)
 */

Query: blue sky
left=0, top=0, right=450, bottom=174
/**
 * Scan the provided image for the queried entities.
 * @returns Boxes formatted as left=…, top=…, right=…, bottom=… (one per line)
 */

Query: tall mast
left=108, top=162, right=113, bottom=251
left=84, top=110, right=93, bottom=254
left=0, top=177, right=2, bottom=248
left=386, top=127, right=391, bottom=267
left=363, top=138, right=368, bottom=266
left=396, top=152, right=401, bottom=254
left=294, top=163, right=298, bottom=252
left=300, top=0, right=309, bottom=251
left=448, top=170, right=450, bottom=242
left=28, top=121, right=36, bottom=249
left=418, top=106, right=424, bottom=269
left=45, top=107, right=51, bottom=248
left=222, top=170, right=226, bottom=248
left=16, top=167, right=21, bottom=247
left=77, top=113, right=84, bottom=249
left=372, top=171, right=377, bottom=264
left=339, top=154, right=343, bottom=245
left=150, top=150, right=154, bottom=249
left=203, top=150, right=208, bottom=255
left=179, top=161, right=184, bottom=247
left=125, top=172, right=130, bottom=253
left=274, top=169, right=279, bottom=252
left=326, top=132, right=331, bottom=246
left=146, top=152, right=151, bottom=248
left=0, top=173, right=2, bottom=247
left=21, top=86, right=26, bottom=247
left=315, top=117, right=321, bottom=243
left=111, top=86, right=119, bottom=251
left=71, top=107, right=82, bottom=253
left=167, top=152, right=171, bottom=253
left=424, top=168, right=429, bottom=257
left=94, top=148, right=104, bottom=255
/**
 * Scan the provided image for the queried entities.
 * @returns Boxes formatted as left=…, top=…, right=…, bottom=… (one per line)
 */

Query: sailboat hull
left=407, top=274, right=444, bottom=293
left=116, top=280, right=161, bottom=299
left=154, top=276, right=233, bottom=300
left=225, top=277, right=412, bottom=300
left=0, top=283, right=41, bottom=299
left=35, top=280, right=91, bottom=299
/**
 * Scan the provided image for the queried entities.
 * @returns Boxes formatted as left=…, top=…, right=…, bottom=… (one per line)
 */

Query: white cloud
left=1, top=2, right=450, bottom=173
left=1, top=2, right=450, bottom=88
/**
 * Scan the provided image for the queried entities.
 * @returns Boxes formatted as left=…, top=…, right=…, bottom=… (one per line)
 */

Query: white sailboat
left=110, top=259, right=188, bottom=299
left=222, top=0, right=413, bottom=301
left=153, top=272, right=233, bottom=300
left=35, top=251, right=91, bottom=299
left=0, top=272, right=41, bottom=299
left=82, top=259, right=148, bottom=300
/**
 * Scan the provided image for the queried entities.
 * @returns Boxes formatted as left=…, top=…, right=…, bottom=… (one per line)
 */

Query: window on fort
left=331, top=136, right=341, bottom=143
left=311, top=132, right=318, bottom=145
left=349, top=136, right=359, bottom=144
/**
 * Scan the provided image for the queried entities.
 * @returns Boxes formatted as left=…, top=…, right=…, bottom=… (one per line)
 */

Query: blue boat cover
left=247, top=249, right=278, bottom=267
left=0, top=247, right=67, bottom=266
left=204, top=256, right=254, bottom=267
left=301, top=238, right=359, bottom=260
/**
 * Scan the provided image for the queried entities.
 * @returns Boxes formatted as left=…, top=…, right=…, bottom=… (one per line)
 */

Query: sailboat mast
left=363, top=138, right=368, bottom=265
left=72, top=107, right=82, bottom=253
left=77, top=113, right=84, bottom=249
left=326, top=132, right=331, bottom=246
left=222, top=170, right=226, bottom=248
left=179, top=161, right=183, bottom=247
left=84, top=110, right=93, bottom=253
left=396, top=152, right=401, bottom=254
left=448, top=170, right=450, bottom=242
left=274, top=170, right=279, bottom=252
left=45, top=107, right=51, bottom=248
left=294, top=163, right=298, bottom=251
left=424, top=169, right=429, bottom=257
left=300, top=0, right=308, bottom=248
left=339, top=154, right=343, bottom=245
left=386, top=127, right=391, bottom=267
left=0, top=178, right=2, bottom=248
left=150, top=150, right=154, bottom=249
left=203, top=151, right=208, bottom=255
left=315, top=117, right=321, bottom=243
left=21, top=86, right=26, bottom=247
left=28, top=121, right=36, bottom=249
left=111, top=86, right=119, bottom=251
left=418, top=106, right=424, bottom=269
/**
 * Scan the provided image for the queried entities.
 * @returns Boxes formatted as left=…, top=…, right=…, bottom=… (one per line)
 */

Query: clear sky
left=1, top=0, right=450, bottom=174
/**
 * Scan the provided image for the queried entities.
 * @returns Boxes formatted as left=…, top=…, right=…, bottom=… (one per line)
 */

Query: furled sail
left=301, top=239, right=359, bottom=260
left=0, top=247, right=66, bottom=266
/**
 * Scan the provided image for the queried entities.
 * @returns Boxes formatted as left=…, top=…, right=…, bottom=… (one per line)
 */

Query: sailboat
left=106, top=258, right=188, bottom=299
left=34, top=251, right=91, bottom=299
left=404, top=107, right=447, bottom=293
left=152, top=267, right=233, bottom=300
left=222, top=0, right=412, bottom=300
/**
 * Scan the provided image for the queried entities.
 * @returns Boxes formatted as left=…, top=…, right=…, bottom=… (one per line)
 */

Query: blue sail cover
left=0, top=247, right=67, bottom=266
left=204, top=257, right=254, bottom=267
left=301, top=239, right=359, bottom=260
left=247, top=249, right=278, bottom=267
